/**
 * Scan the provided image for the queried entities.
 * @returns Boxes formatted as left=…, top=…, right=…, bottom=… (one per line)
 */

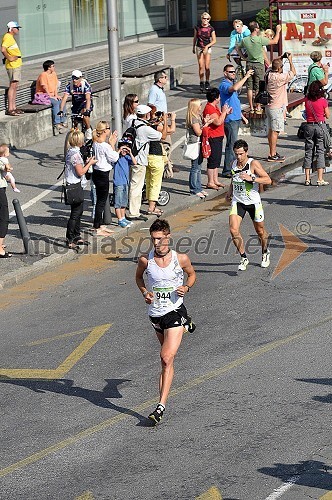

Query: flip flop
left=147, top=209, right=164, bottom=216
left=14, top=109, right=25, bottom=114
left=0, top=252, right=12, bottom=258
left=5, top=110, right=20, bottom=116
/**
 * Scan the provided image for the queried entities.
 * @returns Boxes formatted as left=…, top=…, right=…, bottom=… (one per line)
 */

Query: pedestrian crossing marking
left=319, top=492, right=332, bottom=499
left=196, top=486, right=222, bottom=499
left=0, top=324, right=110, bottom=379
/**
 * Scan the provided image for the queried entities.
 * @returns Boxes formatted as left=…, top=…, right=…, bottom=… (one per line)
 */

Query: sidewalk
left=0, top=34, right=319, bottom=289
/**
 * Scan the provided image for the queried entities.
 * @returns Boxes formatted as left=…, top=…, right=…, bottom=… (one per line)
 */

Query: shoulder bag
left=308, top=100, right=332, bottom=157
left=63, top=182, right=84, bottom=206
left=182, top=131, right=200, bottom=160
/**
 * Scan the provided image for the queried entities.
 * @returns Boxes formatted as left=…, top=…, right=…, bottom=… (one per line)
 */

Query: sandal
left=317, top=180, right=329, bottom=186
left=147, top=209, right=164, bottom=216
left=14, top=109, right=24, bottom=114
left=304, top=180, right=311, bottom=186
left=66, top=242, right=79, bottom=250
left=206, top=184, right=220, bottom=191
left=0, top=252, right=12, bottom=258
left=5, top=110, right=20, bottom=116
left=75, top=239, right=89, bottom=246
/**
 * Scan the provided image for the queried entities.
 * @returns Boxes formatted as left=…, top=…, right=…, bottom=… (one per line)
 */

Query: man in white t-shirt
left=127, top=105, right=163, bottom=221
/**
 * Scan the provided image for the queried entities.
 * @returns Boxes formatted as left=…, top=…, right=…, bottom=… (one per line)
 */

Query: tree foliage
left=256, top=6, right=278, bottom=31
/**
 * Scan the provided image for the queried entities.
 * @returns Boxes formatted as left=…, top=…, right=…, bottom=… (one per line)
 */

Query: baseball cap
left=136, top=104, right=152, bottom=115
left=72, top=70, right=83, bottom=79
left=7, top=21, right=21, bottom=29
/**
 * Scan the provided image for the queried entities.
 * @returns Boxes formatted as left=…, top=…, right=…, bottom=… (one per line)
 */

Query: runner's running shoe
left=261, top=250, right=270, bottom=268
left=238, top=257, right=249, bottom=271
left=148, top=405, right=164, bottom=425
left=185, top=317, right=196, bottom=334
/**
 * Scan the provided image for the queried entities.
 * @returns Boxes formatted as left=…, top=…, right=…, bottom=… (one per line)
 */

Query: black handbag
left=255, top=72, right=272, bottom=106
left=63, top=182, right=84, bottom=205
left=297, top=122, right=306, bottom=140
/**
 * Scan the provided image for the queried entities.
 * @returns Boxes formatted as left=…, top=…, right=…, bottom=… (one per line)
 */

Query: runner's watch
left=251, top=174, right=256, bottom=182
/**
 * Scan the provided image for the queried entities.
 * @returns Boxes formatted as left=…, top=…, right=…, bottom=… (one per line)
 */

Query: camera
left=282, top=52, right=290, bottom=59
left=155, top=111, right=163, bottom=117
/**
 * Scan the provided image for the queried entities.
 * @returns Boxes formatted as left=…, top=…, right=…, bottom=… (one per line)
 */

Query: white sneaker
left=238, top=257, right=249, bottom=271
left=261, top=250, right=270, bottom=268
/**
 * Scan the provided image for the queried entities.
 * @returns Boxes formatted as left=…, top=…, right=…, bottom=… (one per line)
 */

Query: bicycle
left=228, top=55, right=246, bottom=95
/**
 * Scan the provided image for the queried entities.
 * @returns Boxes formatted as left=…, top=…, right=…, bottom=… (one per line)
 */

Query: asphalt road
left=1, top=169, right=332, bottom=500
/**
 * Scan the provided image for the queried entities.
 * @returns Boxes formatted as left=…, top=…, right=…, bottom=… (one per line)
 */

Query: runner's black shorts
left=149, top=303, right=189, bottom=334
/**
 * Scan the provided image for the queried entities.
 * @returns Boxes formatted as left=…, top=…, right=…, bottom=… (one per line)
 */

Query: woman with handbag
left=65, top=130, right=97, bottom=249
left=303, top=81, right=330, bottom=186
left=185, top=98, right=210, bottom=198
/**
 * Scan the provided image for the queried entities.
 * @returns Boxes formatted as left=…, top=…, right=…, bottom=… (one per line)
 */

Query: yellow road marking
left=320, top=492, right=332, bottom=499
left=0, top=317, right=331, bottom=478
left=21, top=328, right=91, bottom=347
left=196, top=486, right=222, bottom=499
left=75, top=492, right=94, bottom=500
left=0, top=324, right=110, bottom=380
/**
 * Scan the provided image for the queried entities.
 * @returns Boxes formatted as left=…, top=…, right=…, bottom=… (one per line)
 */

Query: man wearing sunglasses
left=59, top=69, right=93, bottom=133
left=219, top=64, right=254, bottom=177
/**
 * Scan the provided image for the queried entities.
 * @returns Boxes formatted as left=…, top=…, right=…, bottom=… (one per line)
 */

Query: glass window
left=73, top=0, right=107, bottom=47
left=122, top=0, right=166, bottom=38
left=18, top=0, right=71, bottom=57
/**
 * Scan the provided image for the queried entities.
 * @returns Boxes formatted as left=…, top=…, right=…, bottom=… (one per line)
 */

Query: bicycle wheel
left=288, top=76, right=307, bottom=93
left=157, top=190, right=170, bottom=206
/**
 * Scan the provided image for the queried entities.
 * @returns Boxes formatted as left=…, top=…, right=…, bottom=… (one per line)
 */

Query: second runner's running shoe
left=238, top=257, right=249, bottom=271
left=261, top=250, right=271, bottom=268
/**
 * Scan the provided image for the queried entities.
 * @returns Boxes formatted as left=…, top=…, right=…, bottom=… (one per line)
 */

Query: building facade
left=0, top=0, right=266, bottom=60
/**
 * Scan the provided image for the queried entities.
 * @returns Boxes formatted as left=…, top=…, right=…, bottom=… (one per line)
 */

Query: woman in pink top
left=303, top=81, right=330, bottom=186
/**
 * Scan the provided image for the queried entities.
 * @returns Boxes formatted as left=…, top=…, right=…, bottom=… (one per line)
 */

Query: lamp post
left=106, top=0, right=122, bottom=137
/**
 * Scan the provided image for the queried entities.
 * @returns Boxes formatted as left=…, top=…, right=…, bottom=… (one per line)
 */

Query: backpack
left=255, top=72, right=272, bottom=106
left=120, top=119, right=147, bottom=157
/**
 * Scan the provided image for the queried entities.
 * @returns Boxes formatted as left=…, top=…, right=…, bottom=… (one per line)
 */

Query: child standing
left=0, top=144, right=20, bottom=193
left=113, top=139, right=136, bottom=228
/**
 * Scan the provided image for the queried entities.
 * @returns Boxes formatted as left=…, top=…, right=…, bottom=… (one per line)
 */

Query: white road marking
left=9, top=179, right=63, bottom=218
left=264, top=476, right=300, bottom=500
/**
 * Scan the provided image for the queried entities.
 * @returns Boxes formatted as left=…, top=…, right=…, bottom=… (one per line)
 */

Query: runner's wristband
left=186, top=285, right=190, bottom=292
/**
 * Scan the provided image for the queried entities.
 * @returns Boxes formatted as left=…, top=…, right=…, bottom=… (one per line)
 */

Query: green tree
left=256, top=6, right=278, bottom=31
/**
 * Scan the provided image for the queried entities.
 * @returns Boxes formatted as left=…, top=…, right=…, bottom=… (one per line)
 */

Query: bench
left=287, top=91, right=305, bottom=111
left=122, top=65, right=170, bottom=78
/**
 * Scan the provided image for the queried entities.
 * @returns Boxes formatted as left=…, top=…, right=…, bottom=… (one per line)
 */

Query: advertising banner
left=280, top=8, right=332, bottom=82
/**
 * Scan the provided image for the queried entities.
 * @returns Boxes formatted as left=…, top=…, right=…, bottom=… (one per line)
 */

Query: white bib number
left=152, top=286, right=175, bottom=308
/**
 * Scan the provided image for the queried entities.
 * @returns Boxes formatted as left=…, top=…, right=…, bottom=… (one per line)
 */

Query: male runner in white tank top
left=225, top=139, right=272, bottom=271
left=136, top=219, right=196, bottom=425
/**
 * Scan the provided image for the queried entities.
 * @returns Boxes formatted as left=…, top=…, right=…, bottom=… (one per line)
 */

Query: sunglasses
left=227, top=70, right=236, bottom=73
left=134, top=100, right=139, bottom=103
left=202, top=17, right=210, bottom=20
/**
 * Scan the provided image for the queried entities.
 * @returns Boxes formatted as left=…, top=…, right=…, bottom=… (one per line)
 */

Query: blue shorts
left=114, top=184, right=129, bottom=208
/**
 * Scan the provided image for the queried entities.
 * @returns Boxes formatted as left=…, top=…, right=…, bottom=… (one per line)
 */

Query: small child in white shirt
left=0, top=144, right=20, bottom=193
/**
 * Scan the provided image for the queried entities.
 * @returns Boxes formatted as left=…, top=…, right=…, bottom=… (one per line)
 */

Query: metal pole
left=12, top=199, right=34, bottom=255
left=106, top=0, right=123, bottom=137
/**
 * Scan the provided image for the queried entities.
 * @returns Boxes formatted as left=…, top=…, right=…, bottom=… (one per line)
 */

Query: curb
left=0, top=156, right=304, bottom=291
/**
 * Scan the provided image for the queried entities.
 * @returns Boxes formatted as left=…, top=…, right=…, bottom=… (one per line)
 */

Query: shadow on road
left=0, top=377, right=153, bottom=427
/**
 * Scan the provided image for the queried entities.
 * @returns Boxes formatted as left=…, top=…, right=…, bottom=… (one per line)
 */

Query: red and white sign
left=280, top=8, right=332, bottom=77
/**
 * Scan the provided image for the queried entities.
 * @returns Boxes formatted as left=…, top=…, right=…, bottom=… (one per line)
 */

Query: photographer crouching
left=265, top=52, right=296, bottom=162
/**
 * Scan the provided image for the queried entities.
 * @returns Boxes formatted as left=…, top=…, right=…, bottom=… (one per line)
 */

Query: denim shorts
left=114, top=184, right=129, bottom=208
